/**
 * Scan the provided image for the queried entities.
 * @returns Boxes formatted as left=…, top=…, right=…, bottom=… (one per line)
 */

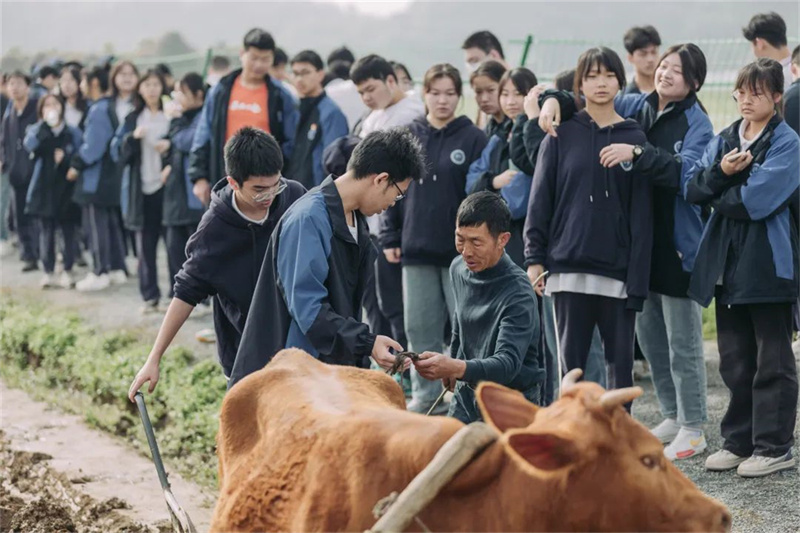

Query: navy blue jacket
left=466, top=117, right=533, bottom=267
left=173, top=177, right=306, bottom=376
left=163, top=107, right=205, bottom=227
left=785, top=79, right=800, bottom=136
left=23, top=122, right=82, bottom=221
left=188, top=69, right=299, bottom=185
left=379, top=116, right=488, bottom=267
left=231, top=176, right=377, bottom=387
left=686, top=115, right=800, bottom=306
left=525, top=110, right=652, bottom=311
left=0, top=98, right=38, bottom=188
left=537, top=90, right=715, bottom=297
left=284, top=94, right=349, bottom=190
left=69, top=97, right=122, bottom=207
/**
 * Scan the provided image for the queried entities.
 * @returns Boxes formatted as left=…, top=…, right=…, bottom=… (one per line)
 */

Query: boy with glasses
left=128, top=127, right=306, bottom=400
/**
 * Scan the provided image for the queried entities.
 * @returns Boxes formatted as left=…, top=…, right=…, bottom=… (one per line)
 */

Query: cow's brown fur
left=211, top=349, right=730, bottom=532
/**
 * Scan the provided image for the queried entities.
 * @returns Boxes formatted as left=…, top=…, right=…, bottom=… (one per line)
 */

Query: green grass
left=0, top=298, right=226, bottom=489
left=702, top=302, right=717, bottom=341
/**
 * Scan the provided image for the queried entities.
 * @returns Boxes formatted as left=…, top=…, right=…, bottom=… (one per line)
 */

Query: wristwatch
left=632, top=145, right=644, bottom=162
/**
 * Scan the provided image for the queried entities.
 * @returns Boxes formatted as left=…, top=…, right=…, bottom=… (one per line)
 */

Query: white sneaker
left=76, top=273, right=111, bottom=292
left=664, top=428, right=707, bottom=461
left=141, top=299, right=160, bottom=315
left=191, top=303, right=213, bottom=318
left=195, top=328, right=217, bottom=344
left=58, top=271, right=75, bottom=289
left=108, top=270, right=128, bottom=285
left=705, top=449, right=748, bottom=471
left=651, top=418, right=681, bottom=444
left=40, top=273, right=58, bottom=289
left=0, top=241, right=13, bottom=257
left=737, top=452, right=796, bottom=478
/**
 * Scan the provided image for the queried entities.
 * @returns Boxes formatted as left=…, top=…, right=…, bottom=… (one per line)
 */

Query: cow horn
left=560, top=368, right=583, bottom=395
left=598, top=387, right=643, bottom=410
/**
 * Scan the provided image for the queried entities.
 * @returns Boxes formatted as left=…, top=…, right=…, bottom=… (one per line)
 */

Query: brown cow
left=211, top=349, right=730, bottom=532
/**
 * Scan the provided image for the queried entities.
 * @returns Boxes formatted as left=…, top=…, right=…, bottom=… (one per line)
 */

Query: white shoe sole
left=737, top=457, right=796, bottom=477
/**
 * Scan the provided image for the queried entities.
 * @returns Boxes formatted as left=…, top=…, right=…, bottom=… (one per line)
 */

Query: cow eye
left=641, top=455, right=659, bottom=469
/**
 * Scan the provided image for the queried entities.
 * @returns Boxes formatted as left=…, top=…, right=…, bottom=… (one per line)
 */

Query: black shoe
left=21, top=260, right=39, bottom=272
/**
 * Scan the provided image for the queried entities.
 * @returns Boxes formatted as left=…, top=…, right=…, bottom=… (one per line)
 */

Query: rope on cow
left=386, top=351, right=419, bottom=394
left=372, top=492, right=431, bottom=533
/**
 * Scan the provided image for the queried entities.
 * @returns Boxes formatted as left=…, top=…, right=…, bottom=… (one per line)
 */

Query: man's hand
left=492, top=169, right=517, bottom=190
left=193, top=179, right=211, bottom=206
left=128, top=358, right=160, bottom=402
left=442, top=376, right=457, bottom=392
left=599, top=143, right=635, bottom=168
left=527, top=264, right=546, bottom=297
left=384, top=248, right=402, bottom=264
left=66, top=168, right=79, bottom=182
left=371, top=335, right=406, bottom=371
left=414, top=351, right=465, bottom=381
left=154, top=139, right=171, bottom=154
left=53, top=148, right=65, bottom=165
left=720, top=148, right=753, bottom=176
left=524, top=84, right=547, bottom=120
left=538, top=98, right=561, bottom=137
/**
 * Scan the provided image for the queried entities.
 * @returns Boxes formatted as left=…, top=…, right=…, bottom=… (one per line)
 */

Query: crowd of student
left=2, top=11, right=798, bottom=480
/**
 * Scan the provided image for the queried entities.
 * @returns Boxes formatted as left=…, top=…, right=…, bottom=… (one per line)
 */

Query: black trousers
left=364, top=235, right=407, bottom=348
left=553, top=292, right=636, bottom=394
left=135, top=190, right=164, bottom=303
left=716, top=301, right=798, bottom=458
left=12, top=183, right=38, bottom=262
left=165, top=223, right=198, bottom=299
left=83, top=204, right=127, bottom=276
left=38, top=217, right=77, bottom=273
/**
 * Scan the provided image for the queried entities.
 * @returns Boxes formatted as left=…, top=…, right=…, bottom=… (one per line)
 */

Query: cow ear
left=476, top=382, right=539, bottom=433
left=506, top=431, right=578, bottom=472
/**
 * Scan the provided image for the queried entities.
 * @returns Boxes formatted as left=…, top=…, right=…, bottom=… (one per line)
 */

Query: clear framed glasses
left=250, top=180, right=288, bottom=203
left=731, top=89, right=768, bottom=103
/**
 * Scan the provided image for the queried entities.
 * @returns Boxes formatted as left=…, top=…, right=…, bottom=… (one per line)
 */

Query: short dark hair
left=347, top=128, right=425, bottom=185
left=243, top=28, right=276, bottom=52
left=38, top=65, right=59, bottom=80
left=8, top=70, right=32, bottom=86
left=469, top=59, right=507, bottom=85
left=291, top=50, right=324, bottom=71
left=273, top=47, right=288, bottom=66
left=37, top=93, right=65, bottom=121
left=499, top=67, right=538, bottom=97
left=328, top=60, right=352, bottom=81
left=462, top=31, right=505, bottom=59
left=86, top=66, right=109, bottom=94
left=554, top=69, right=576, bottom=92
left=574, top=47, right=627, bottom=103
left=390, top=61, right=412, bottom=83
left=456, top=191, right=511, bottom=238
left=623, top=25, right=662, bottom=54
left=210, top=55, right=231, bottom=71
left=62, top=60, right=84, bottom=71
left=743, top=12, right=787, bottom=48
left=224, top=127, right=283, bottom=185
left=350, top=54, right=396, bottom=85
left=179, top=72, right=206, bottom=97
left=327, top=46, right=356, bottom=66
left=735, top=58, right=785, bottom=97
left=154, top=63, right=172, bottom=79
left=793, top=45, right=800, bottom=67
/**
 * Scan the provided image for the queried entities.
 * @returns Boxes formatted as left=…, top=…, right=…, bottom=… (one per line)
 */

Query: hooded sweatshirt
left=379, top=115, right=488, bottom=267
left=173, top=177, right=306, bottom=376
left=525, top=110, right=652, bottom=311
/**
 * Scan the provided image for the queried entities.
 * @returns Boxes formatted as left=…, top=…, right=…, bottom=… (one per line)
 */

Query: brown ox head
left=475, top=371, right=731, bottom=533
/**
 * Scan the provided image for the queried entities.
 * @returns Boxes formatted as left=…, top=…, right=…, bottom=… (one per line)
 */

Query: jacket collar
left=319, top=176, right=368, bottom=245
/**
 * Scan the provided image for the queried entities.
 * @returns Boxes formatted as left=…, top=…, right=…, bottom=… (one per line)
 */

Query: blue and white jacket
left=69, top=97, right=122, bottom=207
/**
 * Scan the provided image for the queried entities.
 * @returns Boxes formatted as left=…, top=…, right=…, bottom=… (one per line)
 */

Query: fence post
left=519, top=34, right=533, bottom=67
left=202, top=47, right=213, bottom=78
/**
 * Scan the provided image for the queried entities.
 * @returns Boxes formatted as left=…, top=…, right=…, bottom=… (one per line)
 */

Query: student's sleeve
left=509, top=115, right=536, bottom=176
left=784, top=87, right=800, bottom=135
left=501, top=171, right=533, bottom=220
left=277, top=211, right=376, bottom=360
left=466, top=137, right=498, bottom=193
left=538, top=89, right=578, bottom=123
left=23, top=122, right=47, bottom=155
left=110, top=119, right=138, bottom=164
left=684, top=135, right=730, bottom=206
left=613, top=92, right=649, bottom=119
left=187, top=85, right=217, bottom=183
left=280, top=88, right=299, bottom=161
left=314, top=106, right=350, bottom=185
left=634, top=107, right=714, bottom=191
left=627, top=147, right=654, bottom=311
left=710, top=131, right=800, bottom=221
left=521, top=118, right=547, bottom=171
left=0, top=116, right=7, bottom=169
left=378, top=202, right=403, bottom=250
left=70, top=103, right=113, bottom=171
left=523, top=134, right=558, bottom=267
left=461, top=292, right=536, bottom=386
left=171, top=115, right=199, bottom=153
left=172, top=226, right=218, bottom=305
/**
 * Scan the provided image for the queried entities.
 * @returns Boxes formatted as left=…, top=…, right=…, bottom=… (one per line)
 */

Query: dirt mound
left=9, top=497, right=76, bottom=532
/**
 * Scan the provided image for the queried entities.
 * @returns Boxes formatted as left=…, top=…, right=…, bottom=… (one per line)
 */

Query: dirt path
left=1, top=382, right=214, bottom=532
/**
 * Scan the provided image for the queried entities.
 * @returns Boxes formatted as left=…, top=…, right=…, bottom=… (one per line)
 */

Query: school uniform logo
left=674, top=140, right=683, bottom=153
left=450, top=149, right=466, bottom=165
left=620, top=160, right=634, bottom=172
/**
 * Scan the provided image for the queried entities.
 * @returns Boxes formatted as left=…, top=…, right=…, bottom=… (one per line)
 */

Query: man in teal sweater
left=414, top=191, right=545, bottom=423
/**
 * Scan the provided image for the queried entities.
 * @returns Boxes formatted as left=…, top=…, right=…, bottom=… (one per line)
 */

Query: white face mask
left=205, top=73, right=222, bottom=87
left=45, top=109, right=60, bottom=127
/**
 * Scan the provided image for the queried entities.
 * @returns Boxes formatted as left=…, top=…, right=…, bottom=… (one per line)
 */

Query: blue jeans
left=403, top=265, right=456, bottom=406
left=636, top=292, right=707, bottom=427
left=448, top=381, right=542, bottom=424
left=542, top=295, right=606, bottom=402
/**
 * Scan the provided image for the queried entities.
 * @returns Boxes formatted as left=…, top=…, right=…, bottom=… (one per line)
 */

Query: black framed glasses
left=392, top=181, right=406, bottom=202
